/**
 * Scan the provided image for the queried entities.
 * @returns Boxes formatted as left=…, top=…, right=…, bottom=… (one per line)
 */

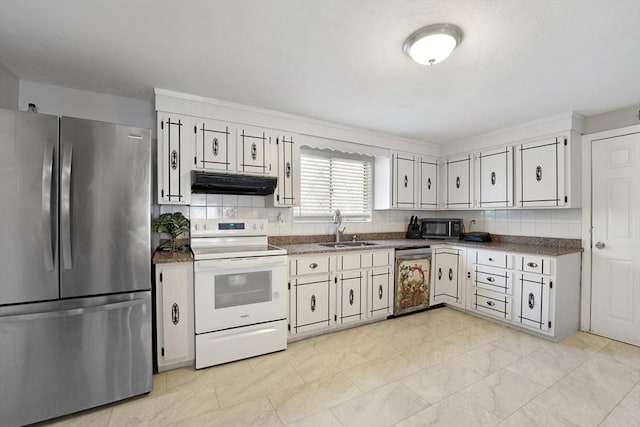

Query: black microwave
left=421, top=218, right=462, bottom=239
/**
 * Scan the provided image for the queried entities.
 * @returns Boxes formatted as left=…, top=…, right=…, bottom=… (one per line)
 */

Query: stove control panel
left=191, top=219, right=267, bottom=237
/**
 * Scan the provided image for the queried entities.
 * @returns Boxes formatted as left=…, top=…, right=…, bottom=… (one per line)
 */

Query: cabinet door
left=156, top=263, right=193, bottom=365
left=517, top=137, right=566, bottom=207
left=237, top=126, right=273, bottom=176
left=157, top=113, right=191, bottom=204
left=194, top=119, right=235, bottom=172
left=445, top=154, right=472, bottom=208
left=418, top=158, right=439, bottom=209
left=393, top=153, right=416, bottom=208
left=369, top=267, right=392, bottom=317
left=517, top=273, right=551, bottom=332
left=338, top=273, right=364, bottom=324
left=272, top=134, right=299, bottom=206
left=431, top=249, right=463, bottom=306
left=477, top=146, right=513, bottom=207
left=293, top=274, right=332, bottom=334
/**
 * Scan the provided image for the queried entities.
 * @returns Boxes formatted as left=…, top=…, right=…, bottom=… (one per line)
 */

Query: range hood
left=191, top=171, right=278, bottom=195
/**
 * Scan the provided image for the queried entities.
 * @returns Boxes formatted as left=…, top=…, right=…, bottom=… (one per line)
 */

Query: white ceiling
left=0, top=0, right=639, bottom=143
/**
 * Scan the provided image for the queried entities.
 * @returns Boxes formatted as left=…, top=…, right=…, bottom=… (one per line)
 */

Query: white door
left=591, top=132, right=640, bottom=345
left=418, top=158, right=438, bottom=209
left=477, top=146, right=513, bottom=207
left=237, top=126, right=272, bottom=175
left=158, top=113, right=191, bottom=204
left=159, top=265, right=191, bottom=362
left=445, top=155, right=472, bottom=208
left=339, top=273, right=363, bottom=323
left=274, top=134, right=298, bottom=206
left=394, top=154, right=416, bottom=208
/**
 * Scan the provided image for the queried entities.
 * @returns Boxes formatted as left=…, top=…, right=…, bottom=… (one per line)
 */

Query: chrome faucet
left=332, top=209, right=346, bottom=242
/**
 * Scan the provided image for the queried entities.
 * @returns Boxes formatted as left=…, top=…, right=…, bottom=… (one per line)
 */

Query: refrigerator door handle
left=42, top=142, right=55, bottom=272
left=61, top=142, right=73, bottom=270
left=0, top=298, right=148, bottom=322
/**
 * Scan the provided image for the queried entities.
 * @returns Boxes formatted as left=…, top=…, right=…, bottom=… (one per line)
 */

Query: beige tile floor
left=43, top=307, right=640, bottom=427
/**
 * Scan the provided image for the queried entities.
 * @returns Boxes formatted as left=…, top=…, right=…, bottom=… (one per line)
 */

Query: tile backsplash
left=159, top=196, right=582, bottom=239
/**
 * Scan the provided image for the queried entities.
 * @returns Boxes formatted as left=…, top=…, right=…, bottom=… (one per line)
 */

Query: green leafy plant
left=152, top=212, right=190, bottom=252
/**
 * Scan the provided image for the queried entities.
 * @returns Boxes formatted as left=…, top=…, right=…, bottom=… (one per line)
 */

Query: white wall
left=18, top=80, right=154, bottom=130
left=583, top=104, right=640, bottom=134
left=0, top=62, right=18, bottom=109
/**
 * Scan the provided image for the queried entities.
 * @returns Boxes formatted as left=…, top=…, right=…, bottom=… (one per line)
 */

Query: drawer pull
left=486, top=277, right=495, bottom=282
left=310, top=295, right=316, bottom=312
left=486, top=300, right=495, bottom=307
left=527, top=262, right=538, bottom=268
left=528, top=292, right=535, bottom=309
left=309, top=262, right=318, bottom=269
left=404, top=175, right=408, bottom=188
left=438, top=268, right=442, bottom=280
left=378, top=285, right=384, bottom=300
left=456, top=176, right=461, bottom=189
left=448, top=268, right=453, bottom=281
left=349, top=289, right=355, bottom=305
left=488, top=257, right=494, bottom=261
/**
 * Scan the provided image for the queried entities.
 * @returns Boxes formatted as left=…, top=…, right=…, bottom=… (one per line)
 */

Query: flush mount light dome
left=403, top=23, right=463, bottom=65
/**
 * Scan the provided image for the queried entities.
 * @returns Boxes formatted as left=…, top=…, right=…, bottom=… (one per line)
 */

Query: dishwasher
left=394, top=247, right=432, bottom=316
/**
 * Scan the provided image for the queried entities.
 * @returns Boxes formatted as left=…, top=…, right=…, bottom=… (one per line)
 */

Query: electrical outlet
left=276, top=212, right=286, bottom=226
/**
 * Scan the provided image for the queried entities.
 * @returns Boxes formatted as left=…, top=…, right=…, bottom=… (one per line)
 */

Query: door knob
left=595, top=241, right=605, bottom=249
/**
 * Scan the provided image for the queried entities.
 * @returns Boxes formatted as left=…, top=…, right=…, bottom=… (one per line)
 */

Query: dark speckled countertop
left=277, top=234, right=582, bottom=257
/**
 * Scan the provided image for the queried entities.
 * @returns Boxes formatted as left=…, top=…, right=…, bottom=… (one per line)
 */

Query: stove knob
left=252, top=224, right=257, bottom=230
left=203, top=224, right=207, bottom=230
left=194, top=224, right=199, bottom=230
left=260, top=223, right=264, bottom=230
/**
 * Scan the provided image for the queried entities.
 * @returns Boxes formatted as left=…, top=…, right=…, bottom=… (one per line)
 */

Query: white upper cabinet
left=393, top=153, right=417, bottom=209
left=515, top=136, right=566, bottom=207
left=157, top=112, right=191, bottom=205
left=267, top=133, right=300, bottom=207
left=476, top=146, right=514, bottom=208
left=418, top=157, right=439, bottom=209
left=193, top=118, right=236, bottom=172
left=444, top=154, right=473, bottom=209
left=236, top=126, right=275, bottom=176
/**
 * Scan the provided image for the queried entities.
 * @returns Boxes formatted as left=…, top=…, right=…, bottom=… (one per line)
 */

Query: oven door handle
left=195, top=257, right=287, bottom=271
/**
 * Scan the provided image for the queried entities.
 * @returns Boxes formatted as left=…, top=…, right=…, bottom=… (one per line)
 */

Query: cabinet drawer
left=291, top=256, right=330, bottom=276
left=473, top=265, right=513, bottom=295
left=474, top=250, right=513, bottom=269
left=360, top=250, right=392, bottom=268
left=519, top=255, right=552, bottom=275
left=471, top=288, right=512, bottom=321
left=339, top=253, right=362, bottom=271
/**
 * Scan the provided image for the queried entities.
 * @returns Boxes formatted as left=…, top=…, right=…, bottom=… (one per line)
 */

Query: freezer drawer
left=0, top=292, right=152, bottom=427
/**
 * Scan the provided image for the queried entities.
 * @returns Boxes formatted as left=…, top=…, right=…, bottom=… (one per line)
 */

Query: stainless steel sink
left=319, top=241, right=379, bottom=249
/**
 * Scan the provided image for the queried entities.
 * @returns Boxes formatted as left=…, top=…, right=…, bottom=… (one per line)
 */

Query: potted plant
left=152, top=212, right=190, bottom=252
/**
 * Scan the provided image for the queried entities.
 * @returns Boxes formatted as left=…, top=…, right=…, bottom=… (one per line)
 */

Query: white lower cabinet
left=288, top=249, right=393, bottom=338
left=154, top=262, right=194, bottom=371
left=430, top=247, right=464, bottom=308
left=462, top=247, right=581, bottom=340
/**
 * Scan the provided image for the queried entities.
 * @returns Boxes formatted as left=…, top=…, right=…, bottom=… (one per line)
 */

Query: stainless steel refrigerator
left=0, top=108, right=152, bottom=426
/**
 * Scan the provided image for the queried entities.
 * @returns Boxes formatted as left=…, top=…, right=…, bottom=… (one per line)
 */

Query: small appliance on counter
left=460, top=232, right=492, bottom=242
left=406, top=216, right=421, bottom=239
left=421, top=218, right=462, bottom=239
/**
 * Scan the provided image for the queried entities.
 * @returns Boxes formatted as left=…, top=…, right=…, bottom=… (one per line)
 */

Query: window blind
left=295, top=148, right=372, bottom=221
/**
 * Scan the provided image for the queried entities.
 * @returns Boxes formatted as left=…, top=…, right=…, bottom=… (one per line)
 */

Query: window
left=295, top=148, right=372, bottom=221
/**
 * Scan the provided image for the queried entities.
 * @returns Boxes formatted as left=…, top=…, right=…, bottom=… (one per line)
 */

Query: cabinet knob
left=171, top=303, right=180, bottom=325
left=438, top=268, right=442, bottom=280
left=448, top=268, right=453, bottom=281
left=349, top=289, right=355, bottom=305
left=378, top=285, right=384, bottom=300
left=456, top=176, right=461, bottom=189
left=527, top=262, right=538, bottom=268
left=427, top=178, right=431, bottom=190
left=528, top=292, right=535, bottom=309
left=486, top=277, right=495, bottom=282
left=486, top=300, right=495, bottom=307
left=309, top=262, right=318, bottom=269
left=491, top=171, right=496, bottom=185
left=404, top=175, right=408, bottom=188
left=536, top=166, right=542, bottom=182
left=595, top=241, right=605, bottom=249
left=310, top=295, right=316, bottom=312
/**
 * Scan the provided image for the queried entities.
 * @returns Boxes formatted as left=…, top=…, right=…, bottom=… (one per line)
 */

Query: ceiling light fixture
left=403, top=23, right=463, bottom=65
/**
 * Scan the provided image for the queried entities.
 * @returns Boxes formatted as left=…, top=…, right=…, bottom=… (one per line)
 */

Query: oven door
left=194, top=255, right=288, bottom=333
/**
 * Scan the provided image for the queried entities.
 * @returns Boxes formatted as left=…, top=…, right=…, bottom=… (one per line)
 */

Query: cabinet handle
left=171, top=150, right=178, bottom=170
left=349, top=289, right=355, bottom=305
left=404, top=175, right=408, bottom=188
left=528, top=292, right=535, bottom=309
left=309, top=262, right=318, bottom=269
left=427, top=177, right=431, bottom=190
left=251, top=142, right=257, bottom=161
left=527, top=262, right=538, bottom=268
left=456, top=176, right=460, bottom=189
left=310, top=295, right=316, bottom=312
left=491, top=171, right=496, bottom=185
left=171, top=303, right=180, bottom=325
left=438, top=268, right=442, bottom=280
left=467, top=272, right=471, bottom=279
left=285, top=162, right=291, bottom=178
left=536, top=166, right=542, bottom=182
left=488, top=257, right=494, bottom=261
left=486, top=300, right=495, bottom=307
left=212, top=137, right=219, bottom=156
left=486, top=277, right=495, bottom=282
left=378, top=285, right=384, bottom=300
left=449, top=268, right=453, bottom=281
